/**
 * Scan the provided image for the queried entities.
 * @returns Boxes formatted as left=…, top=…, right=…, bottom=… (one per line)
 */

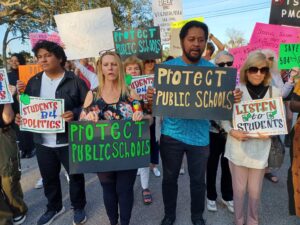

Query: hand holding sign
left=61, top=111, right=74, bottom=122
left=229, top=129, right=251, bottom=141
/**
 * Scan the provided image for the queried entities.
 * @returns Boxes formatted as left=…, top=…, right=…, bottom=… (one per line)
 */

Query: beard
left=183, top=48, right=203, bottom=63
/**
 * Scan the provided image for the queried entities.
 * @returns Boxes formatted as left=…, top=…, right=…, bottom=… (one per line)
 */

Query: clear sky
left=0, top=0, right=271, bottom=55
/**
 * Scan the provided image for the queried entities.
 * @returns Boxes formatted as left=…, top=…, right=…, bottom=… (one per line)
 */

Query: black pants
left=97, top=169, right=137, bottom=225
left=160, top=135, right=209, bottom=222
left=36, top=144, right=86, bottom=211
left=206, top=132, right=233, bottom=201
left=150, top=119, right=159, bottom=165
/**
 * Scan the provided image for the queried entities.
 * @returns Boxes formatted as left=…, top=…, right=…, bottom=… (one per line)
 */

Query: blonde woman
left=222, top=51, right=281, bottom=225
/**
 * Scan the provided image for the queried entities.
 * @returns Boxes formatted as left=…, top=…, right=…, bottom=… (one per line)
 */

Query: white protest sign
left=233, top=97, right=287, bottom=136
left=0, top=69, right=13, bottom=104
left=152, top=0, right=183, bottom=46
left=54, top=7, right=115, bottom=60
left=130, top=74, right=154, bottom=101
left=20, top=96, right=65, bottom=133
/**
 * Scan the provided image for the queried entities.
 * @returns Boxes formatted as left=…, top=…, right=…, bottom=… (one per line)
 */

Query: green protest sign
left=278, top=44, right=300, bottom=70
left=69, top=120, right=150, bottom=174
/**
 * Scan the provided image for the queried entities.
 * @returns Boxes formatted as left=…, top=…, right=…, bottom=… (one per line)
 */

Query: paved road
left=20, top=145, right=299, bottom=225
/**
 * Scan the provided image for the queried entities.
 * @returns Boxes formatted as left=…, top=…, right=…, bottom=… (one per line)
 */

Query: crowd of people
left=0, top=20, right=299, bottom=225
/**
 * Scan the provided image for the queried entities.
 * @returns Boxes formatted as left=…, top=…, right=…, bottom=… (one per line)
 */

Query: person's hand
left=146, top=87, right=156, bottom=107
left=8, top=85, right=17, bottom=96
left=16, top=80, right=26, bottom=93
left=288, top=67, right=300, bottom=83
left=62, top=111, right=74, bottom=122
left=132, top=111, right=143, bottom=121
left=233, top=88, right=243, bottom=103
left=256, top=132, right=270, bottom=139
left=229, top=129, right=251, bottom=141
left=79, top=110, right=99, bottom=122
left=15, top=113, right=21, bottom=126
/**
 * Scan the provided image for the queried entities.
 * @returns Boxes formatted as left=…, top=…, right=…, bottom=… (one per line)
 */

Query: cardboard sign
left=278, top=43, right=300, bottom=69
left=249, top=22, right=300, bottom=54
left=68, top=120, right=150, bottom=174
left=269, top=0, right=300, bottom=27
left=54, top=7, right=115, bottom=60
left=29, top=32, right=62, bottom=48
left=18, top=65, right=43, bottom=85
left=152, top=0, right=183, bottom=45
left=19, top=96, right=65, bottom=133
left=114, top=27, right=162, bottom=60
left=152, top=64, right=236, bottom=120
left=0, top=69, right=13, bottom=104
left=130, top=74, right=154, bottom=101
left=233, top=97, right=287, bottom=136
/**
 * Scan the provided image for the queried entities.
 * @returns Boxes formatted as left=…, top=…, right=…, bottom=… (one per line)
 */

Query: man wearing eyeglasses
left=147, top=21, right=242, bottom=225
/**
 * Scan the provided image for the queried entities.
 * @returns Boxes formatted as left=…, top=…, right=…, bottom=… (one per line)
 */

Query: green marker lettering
left=85, top=145, right=92, bottom=161
left=72, top=144, right=77, bottom=162
left=70, top=124, right=78, bottom=142
left=135, top=120, right=145, bottom=138
left=124, top=121, right=132, bottom=139
left=96, top=123, right=109, bottom=140
left=111, top=122, right=121, bottom=140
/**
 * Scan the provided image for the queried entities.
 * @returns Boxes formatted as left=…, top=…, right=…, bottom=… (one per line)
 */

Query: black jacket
left=24, top=70, right=89, bottom=145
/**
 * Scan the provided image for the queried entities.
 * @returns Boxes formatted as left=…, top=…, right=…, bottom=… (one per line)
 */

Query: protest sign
left=0, top=69, right=13, bottom=104
left=130, top=74, right=154, bottom=101
left=269, top=0, right=300, bottom=27
left=152, top=64, right=236, bottom=120
left=19, top=96, right=65, bottom=133
left=54, top=7, right=115, bottom=60
left=29, top=32, right=62, bottom=48
left=18, top=65, right=43, bottom=85
left=152, top=0, right=183, bottom=45
left=114, top=27, right=162, bottom=60
left=169, top=17, right=205, bottom=57
left=278, top=43, right=300, bottom=69
left=68, top=120, right=150, bottom=174
left=249, top=22, right=300, bottom=54
left=233, top=97, right=287, bottom=136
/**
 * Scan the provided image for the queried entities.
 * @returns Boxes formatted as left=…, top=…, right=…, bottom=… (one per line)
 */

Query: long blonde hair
left=96, top=51, right=129, bottom=98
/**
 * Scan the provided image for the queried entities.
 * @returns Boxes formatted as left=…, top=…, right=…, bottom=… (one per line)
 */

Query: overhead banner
left=269, top=0, right=300, bottom=27
left=69, top=120, right=150, bottom=174
left=29, top=32, right=62, bottom=48
left=114, top=26, right=162, bottom=60
left=130, top=74, right=154, bottom=101
left=169, top=17, right=205, bottom=57
left=54, top=7, right=115, bottom=60
left=0, top=69, right=13, bottom=104
left=278, top=43, right=300, bottom=69
left=249, top=22, right=300, bottom=54
left=152, top=64, right=237, bottom=120
left=18, top=65, right=43, bottom=85
left=233, top=97, right=287, bottom=136
left=19, top=96, right=65, bottom=133
left=152, top=0, right=183, bottom=45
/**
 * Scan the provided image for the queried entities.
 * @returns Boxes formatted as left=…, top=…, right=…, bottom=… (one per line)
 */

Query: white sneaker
left=64, top=172, right=70, bottom=183
left=179, top=168, right=185, bottom=175
left=137, top=169, right=141, bottom=176
left=207, top=199, right=217, bottom=212
left=152, top=167, right=161, bottom=177
left=35, top=178, right=43, bottom=189
left=221, top=198, right=234, bottom=213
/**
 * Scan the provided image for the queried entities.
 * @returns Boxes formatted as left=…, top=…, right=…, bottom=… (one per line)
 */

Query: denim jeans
left=160, top=135, right=209, bottom=222
left=36, top=144, right=86, bottom=211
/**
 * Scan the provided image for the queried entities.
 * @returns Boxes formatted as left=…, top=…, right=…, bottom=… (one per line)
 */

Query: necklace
left=247, top=86, right=267, bottom=98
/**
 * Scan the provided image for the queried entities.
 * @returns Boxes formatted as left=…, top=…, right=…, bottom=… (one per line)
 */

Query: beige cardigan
left=221, top=84, right=281, bottom=169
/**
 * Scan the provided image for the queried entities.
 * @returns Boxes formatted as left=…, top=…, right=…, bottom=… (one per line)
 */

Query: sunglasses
left=216, top=61, right=233, bottom=67
left=99, top=48, right=121, bottom=58
left=247, top=66, right=269, bottom=74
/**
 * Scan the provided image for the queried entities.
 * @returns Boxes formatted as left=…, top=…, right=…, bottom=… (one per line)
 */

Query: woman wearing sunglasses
left=221, top=50, right=281, bottom=225
left=80, top=51, right=150, bottom=225
left=206, top=51, right=234, bottom=213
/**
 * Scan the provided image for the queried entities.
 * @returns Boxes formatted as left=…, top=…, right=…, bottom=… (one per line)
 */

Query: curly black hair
left=179, top=21, right=209, bottom=42
left=11, top=53, right=26, bottom=65
left=32, top=40, right=67, bottom=67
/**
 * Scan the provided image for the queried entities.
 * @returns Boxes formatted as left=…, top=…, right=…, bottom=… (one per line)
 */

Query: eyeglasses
left=247, top=66, right=269, bottom=74
left=216, top=61, right=233, bottom=67
left=98, top=48, right=120, bottom=58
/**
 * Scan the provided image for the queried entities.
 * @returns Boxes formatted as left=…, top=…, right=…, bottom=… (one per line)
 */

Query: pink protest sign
left=249, top=23, right=300, bottom=54
left=29, top=32, right=62, bottom=48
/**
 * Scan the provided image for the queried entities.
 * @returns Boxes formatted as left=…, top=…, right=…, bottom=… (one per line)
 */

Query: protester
left=74, top=60, right=99, bottom=90
left=0, top=88, right=28, bottom=225
left=146, top=21, right=242, bottom=225
left=287, top=67, right=300, bottom=217
left=222, top=50, right=281, bottom=225
left=8, top=53, right=36, bottom=159
left=202, top=33, right=225, bottom=61
left=206, top=51, right=234, bottom=213
left=80, top=51, right=150, bottom=225
left=16, top=40, right=88, bottom=225
left=123, top=56, right=153, bottom=205
left=78, top=58, right=96, bottom=89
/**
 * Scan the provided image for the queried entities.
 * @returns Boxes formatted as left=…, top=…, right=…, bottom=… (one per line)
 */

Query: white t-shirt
left=40, top=72, right=68, bottom=148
